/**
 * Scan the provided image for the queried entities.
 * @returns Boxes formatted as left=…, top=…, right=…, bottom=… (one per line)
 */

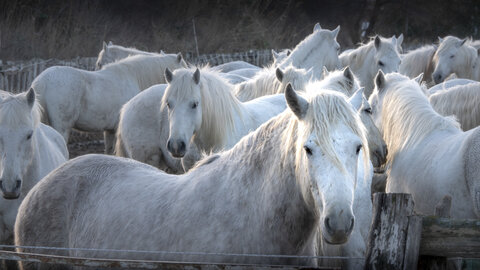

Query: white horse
left=95, top=41, right=169, bottom=70
left=114, top=84, right=186, bottom=174
left=163, top=67, right=286, bottom=160
left=430, top=82, right=480, bottom=131
left=432, top=36, right=478, bottom=83
left=277, top=23, right=341, bottom=78
left=312, top=67, right=387, bottom=167
left=399, top=45, right=437, bottom=85
left=340, top=35, right=402, bottom=98
left=272, top=49, right=291, bottom=66
left=227, top=68, right=260, bottom=79
left=32, top=54, right=187, bottom=154
left=210, top=61, right=260, bottom=73
left=0, top=89, right=67, bottom=252
left=234, top=65, right=313, bottom=102
left=428, top=78, right=477, bottom=95
left=369, top=71, right=480, bottom=218
left=15, top=87, right=369, bottom=269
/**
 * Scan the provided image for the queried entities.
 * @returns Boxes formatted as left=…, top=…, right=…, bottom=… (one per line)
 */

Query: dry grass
left=1, top=0, right=479, bottom=60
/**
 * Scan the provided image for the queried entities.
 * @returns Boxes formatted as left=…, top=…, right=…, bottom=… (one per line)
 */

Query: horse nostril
left=167, top=140, right=172, bottom=152
left=325, top=217, right=333, bottom=234
left=348, top=218, right=355, bottom=232
left=15, top=180, right=21, bottom=190
left=179, top=141, right=186, bottom=152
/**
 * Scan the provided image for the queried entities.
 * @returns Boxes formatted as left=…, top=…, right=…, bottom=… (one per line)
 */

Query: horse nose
left=167, top=139, right=186, bottom=158
left=0, top=179, right=22, bottom=200
left=434, top=74, right=442, bottom=84
left=323, top=213, right=355, bottom=244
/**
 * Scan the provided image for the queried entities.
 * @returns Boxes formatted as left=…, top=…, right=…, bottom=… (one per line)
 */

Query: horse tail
left=464, top=127, right=480, bottom=217
left=114, top=129, right=128, bottom=157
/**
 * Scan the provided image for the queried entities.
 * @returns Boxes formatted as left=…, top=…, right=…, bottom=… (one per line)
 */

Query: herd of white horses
left=0, top=23, right=478, bottom=269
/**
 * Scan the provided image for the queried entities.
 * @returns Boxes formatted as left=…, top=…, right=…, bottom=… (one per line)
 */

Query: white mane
left=281, top=90, right=369, bottom=176
left=0, top=91, right=42, bottom=128
left=234, top=65, right=311, bottom=101
left=101, top=54, right=183, bottom=90
left=429, top=82, right=480, bottom=131
left=399, top=45, right=436, bottom=83
left=308, top=69, right=360, bottom=96
left=162, top=67, right=245, bottom=151
left=379, top=74, right=460, bottom=162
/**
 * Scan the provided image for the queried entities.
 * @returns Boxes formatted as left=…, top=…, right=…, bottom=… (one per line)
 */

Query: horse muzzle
left=167, top=139, right=187, bottom=158
left=0, top=179, right=22, bottom=200
left=322, top=214, right=355, bottom=245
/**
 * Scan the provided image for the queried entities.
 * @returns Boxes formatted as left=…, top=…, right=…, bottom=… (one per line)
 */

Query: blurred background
left=1, top=0, right=480, bottom=60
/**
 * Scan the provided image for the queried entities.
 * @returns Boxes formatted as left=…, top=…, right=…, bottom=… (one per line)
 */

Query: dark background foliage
left=1, top=0, right=479, bottom=60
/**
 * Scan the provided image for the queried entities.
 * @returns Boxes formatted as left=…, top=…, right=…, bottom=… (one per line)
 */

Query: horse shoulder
left=462, top=127, right=480, bottom=217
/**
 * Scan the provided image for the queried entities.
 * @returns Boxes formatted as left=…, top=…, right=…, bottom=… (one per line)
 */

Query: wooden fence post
left=365, top=193, right=421, bottom=270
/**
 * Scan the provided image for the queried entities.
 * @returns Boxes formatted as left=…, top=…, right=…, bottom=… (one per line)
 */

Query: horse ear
left=343, top=66, right=354, bottom=82
left=374, top=36, right=381, bottom=50
left=285, top=84, right=308, bottom=119
left=102, top=41, right=107, bottom=50
left=313, top=23, right=322, bottom=32
left=457, top=38, right=467, bottom=47
left=272, top=49, right=279, bottom=60
left=331, top=25, right=340, bottom=38
left=375, top=70, right=386, bottom=93
left=176, top=53, right=183, bottom=63
left=276, top=68, right=284, bottom=82
left=108, top=41, right=113, bottom=46
left=160, top=50, right=165, bottom=55
left=348, top=87, right=364, bottom=111
left=193, top=68, right=201, bottom=85
left=397, top=33, right=404, bottom=47
left=25, top=88, right=35, bottom=109
left=413, top=73, right=424, bottom=84
left=438, top=36, right=444, bottom=43
left=165, top=68, right=173, bottom=84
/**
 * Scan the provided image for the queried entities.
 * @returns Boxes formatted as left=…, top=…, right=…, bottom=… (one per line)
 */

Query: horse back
left=463, top=126, right=480, bottom=217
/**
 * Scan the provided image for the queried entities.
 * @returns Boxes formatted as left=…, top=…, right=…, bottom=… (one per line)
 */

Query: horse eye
left=192, top=102, right=198, bottom=109
left=364, top=108, right=372, bottom=114
left=450, top=55, right=455, bottom=59
left=26, top=132, right=33, bottom=140
left=304, top=145, right=313, bottom=156
left=356, top=145, right=362, bottom=155
left=378, top=61, right=384, bottom=66
left=166, top=102, right=171, bottom=109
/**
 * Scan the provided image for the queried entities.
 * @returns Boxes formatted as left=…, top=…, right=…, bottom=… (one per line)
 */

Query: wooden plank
left=365, top=193, right=415, bottom=270
left=0, top=250, right=330, bottom=270
left=419, top=217, right=480, bottom=258
left=403, top=216, right=423, bottom=270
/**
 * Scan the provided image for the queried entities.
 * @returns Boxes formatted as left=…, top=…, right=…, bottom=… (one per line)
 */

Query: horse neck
left=194, top=76, right=249, bottom=152
left=234, top=67, right=278, bottom=101
left=208, top=113, right=317, bottom=242
left=281, top=34, right=332, bottom=71
left=382, top=84, right=460, bottom=158
left=103, top=57, right=166, bottom=90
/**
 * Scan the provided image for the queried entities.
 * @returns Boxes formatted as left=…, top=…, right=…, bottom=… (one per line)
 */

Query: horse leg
left=103, top=129, right=116, bottom=155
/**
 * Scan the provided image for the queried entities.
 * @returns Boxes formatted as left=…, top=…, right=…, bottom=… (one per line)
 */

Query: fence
left=0, top=50, right=274, bottom=93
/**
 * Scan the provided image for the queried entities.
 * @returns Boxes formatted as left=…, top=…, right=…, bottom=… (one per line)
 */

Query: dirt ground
left=67, top=131, right=106, bottom=159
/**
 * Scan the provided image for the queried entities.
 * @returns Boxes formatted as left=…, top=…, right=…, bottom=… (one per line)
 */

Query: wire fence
left=0, top=244, right=359, bottom=269
left=0, top=50, right=275, bottom=93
